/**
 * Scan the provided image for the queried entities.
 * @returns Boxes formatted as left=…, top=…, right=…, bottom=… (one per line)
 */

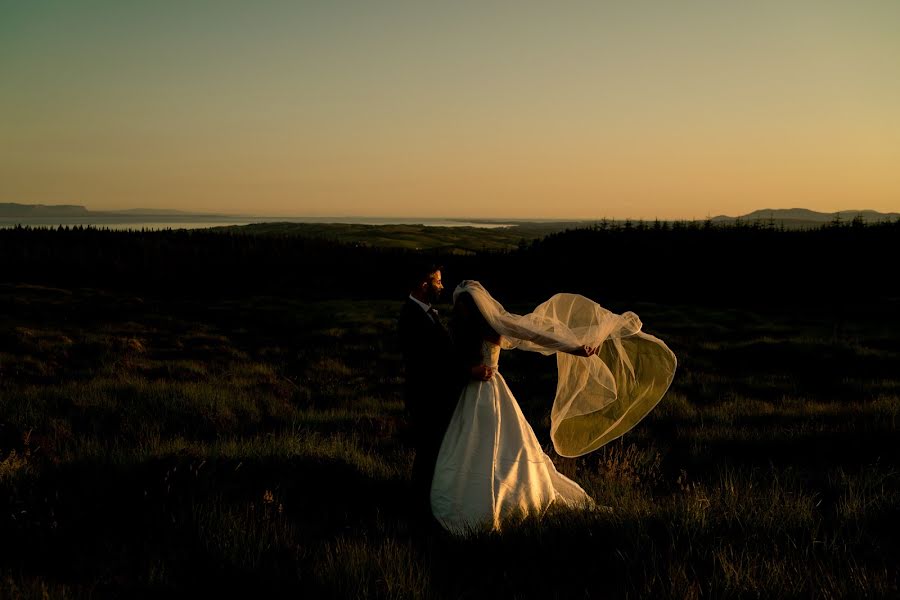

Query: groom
left=398, top=264, right=469, bottom=521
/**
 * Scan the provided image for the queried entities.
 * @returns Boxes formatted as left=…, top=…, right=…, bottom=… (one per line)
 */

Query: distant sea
left=0, top=216, right=515, bottom=230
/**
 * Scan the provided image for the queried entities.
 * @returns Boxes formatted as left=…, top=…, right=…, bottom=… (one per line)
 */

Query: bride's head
left=452, top=279, right=484, bottom=303
left=451, top=286, right=499, bottom=349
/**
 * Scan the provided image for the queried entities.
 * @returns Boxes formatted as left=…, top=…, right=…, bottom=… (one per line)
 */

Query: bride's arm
left=497, top=319, right=592, bottom=353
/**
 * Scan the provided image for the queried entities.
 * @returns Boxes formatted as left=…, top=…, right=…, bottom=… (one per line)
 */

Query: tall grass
left=0, top=285, right=897, bottom=597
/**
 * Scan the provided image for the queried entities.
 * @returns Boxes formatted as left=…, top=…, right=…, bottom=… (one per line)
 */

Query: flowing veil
left=453, top=281, right=677, bottom=457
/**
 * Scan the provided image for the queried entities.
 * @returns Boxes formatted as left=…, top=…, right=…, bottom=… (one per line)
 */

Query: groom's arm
left=470, top=365, right=493, bottom=381
left=399, top=312, right=429, bottom=377
left=449, top=339, right=493, bottom=383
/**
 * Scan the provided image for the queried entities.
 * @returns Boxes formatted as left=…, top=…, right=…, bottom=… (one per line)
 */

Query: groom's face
left=425, top=270, right=443, bottom=303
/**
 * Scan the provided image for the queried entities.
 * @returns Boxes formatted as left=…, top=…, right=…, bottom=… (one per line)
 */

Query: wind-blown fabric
left=453, top=281, right=677, bottom=457
left=430, top=339, right=592, bottom=533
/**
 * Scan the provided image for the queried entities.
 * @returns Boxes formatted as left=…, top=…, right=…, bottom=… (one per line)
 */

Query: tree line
left=1, top=218, right=897, bottom=309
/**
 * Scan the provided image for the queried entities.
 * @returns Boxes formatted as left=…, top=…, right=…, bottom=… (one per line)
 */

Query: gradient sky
left=2, top=1, right=898, bottom=219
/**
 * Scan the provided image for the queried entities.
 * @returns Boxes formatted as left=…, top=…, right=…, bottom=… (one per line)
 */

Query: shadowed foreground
left=1, top=284, right=898, bottom=598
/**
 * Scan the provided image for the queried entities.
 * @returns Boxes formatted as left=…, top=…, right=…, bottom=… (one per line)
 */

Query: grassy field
left=205, top=221, right=594, bottom=252
left=1, top=283, right=898, bottom=598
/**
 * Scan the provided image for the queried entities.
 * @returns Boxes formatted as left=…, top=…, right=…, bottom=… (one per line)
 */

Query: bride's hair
left=451, top=291, right=499, bottom=365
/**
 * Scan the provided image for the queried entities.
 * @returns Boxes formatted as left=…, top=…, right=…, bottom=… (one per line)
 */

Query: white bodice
left=481, top=339, right=501, bottom=368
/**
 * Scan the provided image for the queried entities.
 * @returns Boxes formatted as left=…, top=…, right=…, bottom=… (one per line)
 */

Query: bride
left=430, top=281, right=677, bottom=534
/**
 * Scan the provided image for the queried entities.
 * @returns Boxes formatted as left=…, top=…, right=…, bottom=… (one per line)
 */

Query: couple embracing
left=399, top=265, right=677, bottom=535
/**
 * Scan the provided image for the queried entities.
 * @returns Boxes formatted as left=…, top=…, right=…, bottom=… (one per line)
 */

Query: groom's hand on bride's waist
left=470, top=365, right=494, bottom=381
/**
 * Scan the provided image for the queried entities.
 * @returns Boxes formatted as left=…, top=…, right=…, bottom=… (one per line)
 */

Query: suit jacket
left=398, top=298, right=462, bottom=437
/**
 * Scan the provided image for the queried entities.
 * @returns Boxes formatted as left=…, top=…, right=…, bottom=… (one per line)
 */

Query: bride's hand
left=569, top=345, right=596, bottom=358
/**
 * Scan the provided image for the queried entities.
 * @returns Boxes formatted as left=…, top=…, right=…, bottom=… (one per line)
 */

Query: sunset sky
left=2, top=1, right=898, bottom=219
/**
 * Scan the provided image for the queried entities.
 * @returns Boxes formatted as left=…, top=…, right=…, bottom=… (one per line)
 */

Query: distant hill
left=0, top=203, right=89, bottom=217
left=0, top=203, right=225, bottom=221
left=3, top=203, right=897, bottom=232
left=710, top=208, right=899, bottom=228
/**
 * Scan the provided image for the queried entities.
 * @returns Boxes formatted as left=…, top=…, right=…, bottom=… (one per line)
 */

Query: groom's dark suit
left=399, top=297, right=462, bottom=515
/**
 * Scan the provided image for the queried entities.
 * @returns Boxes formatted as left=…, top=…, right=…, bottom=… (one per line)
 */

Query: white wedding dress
left=428, top=281, right=677, bottom=534
left=430, top=338, right=593, bottom=534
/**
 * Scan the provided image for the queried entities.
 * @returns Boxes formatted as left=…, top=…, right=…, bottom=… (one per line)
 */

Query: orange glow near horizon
left=2, top=2, right=898, bottom=219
